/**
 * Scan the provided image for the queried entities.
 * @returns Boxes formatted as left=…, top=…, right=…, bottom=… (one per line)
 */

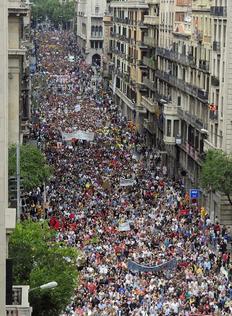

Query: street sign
left=190, top=189, right=200, bottom=199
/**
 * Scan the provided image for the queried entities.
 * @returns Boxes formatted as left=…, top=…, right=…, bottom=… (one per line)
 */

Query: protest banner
left=75, top=104, right=81, bottom=112
left=118, top=221, right=130, bottom=232
left=127, top=258, right=177, bottom=273
left=77, top=131, right=95, bottom=141
left=61, top=130, right=95, bottom=142
left=120, top=178, right=135, bottom=187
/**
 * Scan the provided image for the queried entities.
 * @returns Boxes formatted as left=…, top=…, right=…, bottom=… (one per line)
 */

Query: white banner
left=77, top=131, right=95, bottom=141
left=62, top=130, right=95, bottom=142
left=113, top=74, right=117, bottom=95
left=118, top=221, right=130, bottom=232
left=120, top=178, right=136, bottom=187
left=75, top=104, right=81, bottom=112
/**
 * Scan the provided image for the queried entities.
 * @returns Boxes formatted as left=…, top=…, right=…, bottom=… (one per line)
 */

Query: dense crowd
left=27, top=29, right=232, bottom=315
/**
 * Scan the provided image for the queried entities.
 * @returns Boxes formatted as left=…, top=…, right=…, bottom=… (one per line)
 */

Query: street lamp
left=29, top=281, right=58, bottom=292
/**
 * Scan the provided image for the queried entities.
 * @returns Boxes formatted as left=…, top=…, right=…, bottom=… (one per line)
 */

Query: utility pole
left=16, top=141, right=21, bottom=221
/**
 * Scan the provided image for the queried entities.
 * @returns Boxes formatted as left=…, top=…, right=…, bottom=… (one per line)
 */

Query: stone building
left=0, top=1, right=32, bottom=313
left=8, top=0, right=31, bottom=144
left=106, top=0, right=232, bottom=224
left=76, top=0, right=107, bottom=66
left=0, top=0, right=8, bottom=313
left=109, top=0, right=149, bottom=130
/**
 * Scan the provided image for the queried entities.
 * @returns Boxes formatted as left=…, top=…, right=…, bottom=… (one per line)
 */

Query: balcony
left=137, top=82, right=148, bottom=92
left=198, top=89, right=208, bottom=101
left=143, top=118, right=156, bottom=134
left=143, top=77, right=157, bottom=92
left=141, top=96, right=159, bottom=114
left=90, top=33, right=103, bottom=40
left=173, top=21, right=192, bottom=38
left=137, top=41, right=149, bottom=50
left=6, top=286, right=32, bottom=316
left=137, top=60, right=148, bottom=69
left=164, top=135, right=177, bottom=145
left=143, top=56, right=157, bottom=70
left=138, top=21, right=148, bottom=29
left=204, top=139, right=217, bottom=152
left=8, top=0, right=30, bottom=15
left=210, top=6, right=227, bottom=17
left=144, top=15, right=159, bottom=26
left=145, top=0, right=160, bottom=4
left=144, top=36, right=157, bottom=47
left=155, top=70, right=208, bottom=103
left=199, top=59, right=209, bottom=72
left=178, top=141, right=203, bottom=164
left=163, top=104, right=178, bottom=117
left=103, top=15, right=112, bottom=23
left=156, top=47, right=196, bottom=67
left=8, top=45, right=27, bottom=56
left=115, top=88, right=135, bottom=111
left=211, top=75, right=220, bottom=86
left=177, top=108, right=207, bottom=130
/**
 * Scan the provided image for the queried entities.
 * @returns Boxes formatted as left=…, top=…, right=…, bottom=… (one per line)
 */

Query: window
left=173, top=120, right=179, bottom=137
left=215, top=125, right=218, bottom=147
left=167, top=120, right=171, bottom=137
left=177, top=96, right=181, bottom=106
left=219, top=131, right=223, bottom=148
left=95, top=6, right=99, bottom=15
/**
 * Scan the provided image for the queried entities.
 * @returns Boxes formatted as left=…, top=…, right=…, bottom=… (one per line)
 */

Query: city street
left=30, top=29, right=232, bottom=316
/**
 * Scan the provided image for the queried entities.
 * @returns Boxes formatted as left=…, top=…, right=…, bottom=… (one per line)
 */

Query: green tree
left=200, top=149, right=232, bottom=205
left=9, top=221, right=79, bottom=316
left=32, top=0, right=75, bottom=28
left=9, top=144, right=52, bottom=191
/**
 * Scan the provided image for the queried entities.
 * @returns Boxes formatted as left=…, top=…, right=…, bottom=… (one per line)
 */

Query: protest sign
left=127, top=258, right=177, bottom=273
left=77, top=131, right=95, bottom=141
left=75, top=104, right=81, bottom=112
left=62, top=130, right=95, bottom=142
left=118, top=221, right=130, bottom=232
left=120, top=178, right=135, bottom=187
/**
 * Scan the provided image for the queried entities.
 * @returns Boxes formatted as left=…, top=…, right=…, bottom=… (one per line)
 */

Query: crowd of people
left=27, top=28, right=232, bottom=315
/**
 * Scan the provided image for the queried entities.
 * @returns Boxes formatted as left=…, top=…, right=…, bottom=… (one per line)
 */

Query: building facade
left=106, top=0, right=232, bottom=224
left=110, top=0, right=149, bottom=130
left=102, top=1, right=113, bottom=85
left=8, top=0, right=31, bottom=144
left=76, top=0, right=106, bottom=66
left=0, top=1, right=8, bottom=313
left=0, top=1, right=32, bottom=313
left=203, top=0, right=231, bottom=224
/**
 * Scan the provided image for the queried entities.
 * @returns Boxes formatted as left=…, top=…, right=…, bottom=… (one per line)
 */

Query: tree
left=200, top=149, right=232, bottom=205
left=8, top=144, right=52, bottom=191
left=32, top=0, right=75, bottom=28
left=9, top=221, right=79, bottom=316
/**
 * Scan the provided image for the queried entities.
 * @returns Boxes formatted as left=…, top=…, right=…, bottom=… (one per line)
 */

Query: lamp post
left=29, top=281, right=58, bottom=293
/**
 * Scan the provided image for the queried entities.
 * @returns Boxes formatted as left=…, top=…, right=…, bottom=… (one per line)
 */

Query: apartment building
left=110, top=0, right=149, bottom=130
left=8, top=0, right=31, bottom=144
left=141, top=0, right=160, bottom=148
left=203, top=0, right=231, bottom=224
left=0, top=1, right=32, bottom=313
left=0, top=1, right=8, bottom=313
left=106, top=0, right=232, bottom=223
left=102, top=2, right=113, bottom=84
left=76, top=0, right=106, bottom=65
